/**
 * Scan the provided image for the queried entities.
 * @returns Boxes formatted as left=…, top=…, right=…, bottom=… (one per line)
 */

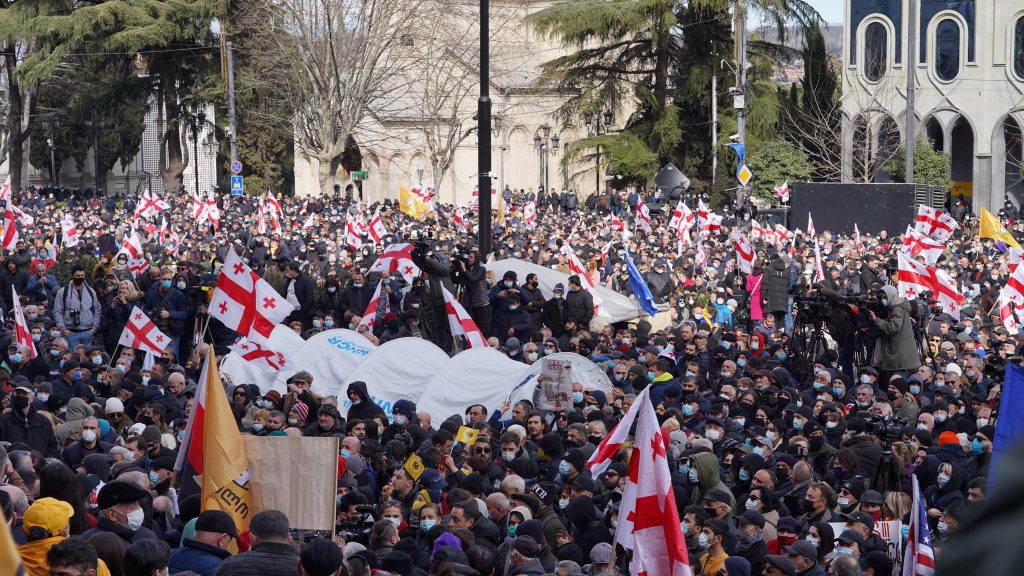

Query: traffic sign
left=230, top=160, right=243, bottom=175
left=230, top=175, right=244, bottom=195
left=351, top=170, right=369, bottom=181
left=737, top=164, right=752, bottom=186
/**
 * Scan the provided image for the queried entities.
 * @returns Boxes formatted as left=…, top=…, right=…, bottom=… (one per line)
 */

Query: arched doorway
left=850, top=112, right=901, bottom=182
left=924, top=117, right=944, bottom=152
left=1003, top=116, right=1024, bottom=203
left=950, top=116, right=974, bottom=207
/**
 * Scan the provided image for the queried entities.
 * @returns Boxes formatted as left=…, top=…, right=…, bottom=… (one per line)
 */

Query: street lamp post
left=416, top=168, right=424, bottom=186
left=46, top=115, right=59, bottom=187
left=193, top=110, right=206, bottom=196
left=477, top=0, right=492, bottom=257
left=584, top=110, right=613, bottom=194
left=534, top=125, right=559, bottom=193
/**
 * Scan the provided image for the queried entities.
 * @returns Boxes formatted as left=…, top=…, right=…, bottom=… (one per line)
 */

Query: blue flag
left=727, top=143, right=746, bottom=177
left=990, top=363, right=1024, bottom=492
left=623, top=251, right=658, bottom=317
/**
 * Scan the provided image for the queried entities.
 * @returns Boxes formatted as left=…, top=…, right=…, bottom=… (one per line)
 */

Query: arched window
left=865, top=22, right=888, bottom=81
left=1015, top=17, right=1024, bottom=80
left=935, top=19, right=961, bottom=81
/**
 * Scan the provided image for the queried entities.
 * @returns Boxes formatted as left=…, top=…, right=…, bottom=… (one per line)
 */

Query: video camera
left=334, top=520, right=372, bottom=545
left=859, top=411, right=907, bottom=444
left=984, top=354, right=1021, bottom=379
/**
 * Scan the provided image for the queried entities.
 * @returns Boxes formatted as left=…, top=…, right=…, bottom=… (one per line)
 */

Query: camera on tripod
left=859, top=411, right=907, bottom=444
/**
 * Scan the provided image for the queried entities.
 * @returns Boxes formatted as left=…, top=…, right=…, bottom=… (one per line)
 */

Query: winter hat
left=506, top=337, right=522, bottom=353
left=393, top=399, right=417, bottom=422
left=104, top=397, right=125, bottom=414
left=553, top=283, right=566, bottom=292
left=938, top=431, right=961, bottom=446
left=564, top=449, right=587, bottom=473
left=537, top=433, right=564, bottom=458
left=291, top=401, right=309, bottom=421
left=141, top=425, right=162, bottom=445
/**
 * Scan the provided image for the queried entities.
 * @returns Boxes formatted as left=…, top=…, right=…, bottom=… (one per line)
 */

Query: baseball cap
left=702, top=489, right=732, bottom=505
left=765, top=555, right=796, bottom=576
left=195, top=509, right=240, bottom=538
left=784, top=540, right=818, bottom=560
left=843, top=511, right=875, bottom=532
left=23, top=497, right=75, bottom=537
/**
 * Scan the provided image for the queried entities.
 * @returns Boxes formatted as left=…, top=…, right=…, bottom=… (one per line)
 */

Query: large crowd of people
left=0, top=184, right=1016, bottom=576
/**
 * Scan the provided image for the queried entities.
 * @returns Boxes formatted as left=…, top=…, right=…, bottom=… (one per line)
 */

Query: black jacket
left=0, top=407, right=59, bottom=457
left=346, top=380, right=385, bottom=422
left=564, top=288, right=594, bottom=327
left=763, top=257, right=790, bottom=314
left=541, top=298, right=566, bottom=337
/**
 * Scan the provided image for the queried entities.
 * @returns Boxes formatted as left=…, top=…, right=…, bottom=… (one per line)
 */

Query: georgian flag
left=668, top=201, right=695, bottom=242
left=264, top=194, right=283, bottom=218
left=902, top=225, right=944, bottom=265
left=229, top=337, right=288, bottom=371
left=635, top=200, right=651, bottom=232
left=368, top=243, right=421, bottom=283
left=897, top=251, right=936, bottom=300
left=368, top=210, right=388, bottom=243
left=442, top=287, right=488, bottom=348
left=914, top=205, right=957, bottom=241
left=523, top=201, right=537, bottom=228
left=453, top=206, right=468, bottom=233
left=854, top=223, right=865, bottom=251
left=12, top=205, right=33, bottom=226
left=356, top=281, right=386, bottom=331
left=210, top=248, right=295, bottom=344
left=813, top=237, right=825, bottom=282
left=345, top=215, right=364, bottom=250
left=2, top=197, right=18, bottom=250
left=998, top=261, right=1024, bottom=308
left=0, top=175, right=10, bottom=202
left=11, top=287, right=37, bottom=359
left=807, top=212, right=816, bottom=237
left=61, top=214, right=80, bottom=248
left=134, top=190, right=170, bottom=219
left=116, top=233, right=150, bottom=276
left=997, top=292, right=1021, bottom=335
left=735, top=232, right=755, bottom=275
left=694, top=241, right=708, bottom=268
left=931, top=267, right=965, bottom=319
left=774, top=181, right=790, bottom=202
left=586, top=375, right=644, bottom=476
left=118, top=306, right=173, bottom=356
left=698, top=212, right=722, bottom=239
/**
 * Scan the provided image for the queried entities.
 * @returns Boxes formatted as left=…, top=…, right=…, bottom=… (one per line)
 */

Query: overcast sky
left=806, top=0, right=843, bottom=25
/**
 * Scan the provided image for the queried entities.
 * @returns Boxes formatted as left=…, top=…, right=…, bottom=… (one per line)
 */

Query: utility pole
left=477, top=0, right=492, bottom=257
left=711, top=45, right=718, bottom=190
left=735, top=0, right=747, bottom=147
left=226, top=41, right=239, bottom=165
left=905, top=0, right=917, bottom=184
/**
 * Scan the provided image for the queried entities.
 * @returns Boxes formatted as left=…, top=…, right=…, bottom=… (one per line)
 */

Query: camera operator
left=411, top=240, right=455, bottom=353
left=450, top=249, right=491, bottom=337
left=868, top=285, right=921, bottom=377
left=142, top=269, right=190, bottom=360
left=53, top=265, right=103, bottom=348
left=812, top=282, right=857, bottom=375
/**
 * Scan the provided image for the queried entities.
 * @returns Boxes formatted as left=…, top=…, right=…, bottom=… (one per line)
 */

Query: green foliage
left=885, top=136, right=953, bottom=190
left=564, top=133, right=658, bottom=189
left=746, top=138, right=813, bottom=200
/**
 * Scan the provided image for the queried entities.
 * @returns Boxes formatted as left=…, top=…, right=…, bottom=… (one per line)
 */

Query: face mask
left=937, top=521, right=949, bottom=535
left=860, top=374, right=872, bottom=384
left=682, top=405, right=695, bottom=417
left=148, top=470, right=160, bottom=486
left=738, top=469, right=750, bottom=481
left=837, top=496, right=850, bottom=508
left=793, top=419, right=804, bottom=430
left=31, top=333, right=40, bottom=342
left=977, top=417, right=989, bottom=427
left=384, top=516, right=402, bottom=527
left=161, top=279, right=172, bottom=289
left=917, top=423, right=929, bottom=431
left=558, top=498, right=569, bottom=509
left=934, top=413, right=947, bottom=423
left=252, top=423, right=265, bottom=433
left=503, top=451, right=517, bottom=461
left=806, top=536, right=819, bottom=547
left=36, top=393, right=49, bottom=403
left=752, top=446, right=765, bottom=457
left=287, top=418, right=298, bottom=426
left=688, top=467, right=700, bottom=483
left=910, top=385, right=921, bottom=395
left=971, top=438, right=983, bottom=454
left=92, top=355, right=103, bottom=365
left=394, top=414, right=408, bottom=426
left=526, top=352, right=538, bottom=362
left=325, top=320, right=336, bottom=328
left=777, top=352, right=787, bottom=361
left=9, top=353, right=22, bottom=364
left=964, top=370, right=976, bottom=379
left=504, top=280, right=514, bottom=288
left=126, top=508, right=145, bottom=531
left=697, top=532, right=711, bottom=550
left=704, top=429, right=721, bottom=441
left=140, top=376, right=150, bottom=385
left=50, top=348, right=61, bottom=357
left=545, top=347, right=556, bottom=355
left=82, top=429, right=97, bottom=443
left=958, top=406, right=966, bottom=415
left=836, top=545, right=853, bottom=556
left=881, top=298, right=889, bottom=307
left=313, top=319, right=322, bottom=328
left=420, top=519, right=437, bottom=532
left=72, top=371, right=84, bottom=381
left=509, top=304, right=520, bottom=311
left=73, top=277, right=85, bottom=286
left=353, top=283, right=364, bottom=289
left=647, top=371, right=655, bottom=381
left=572, top=392, right=584, bottom=404
left=826, top=421, right=838, bottom=429
left=937, top=473, right=950, bottom=487
left=745, top=498, right=758, bottom=511
left=327, top=286, right=337, bottom=293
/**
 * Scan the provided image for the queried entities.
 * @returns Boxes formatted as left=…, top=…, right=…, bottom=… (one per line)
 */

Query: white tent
left=488, top=258, right=642, bottom=324
left=509, top=352, right=614, bottom=407
left=415, top=347, right=530, bottom=422
left=333, top=337, right=450, bottom=418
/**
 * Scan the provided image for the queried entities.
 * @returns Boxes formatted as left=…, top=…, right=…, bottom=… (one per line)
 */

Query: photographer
left=489, top=271, right=529, bottom=346
left=451, top=249, right=491, bottom=337
left=868, top=285, right=921, bottom=377
left=411, top=241, right=456, bottom=353
left=53, top=266, right=103, bottom=348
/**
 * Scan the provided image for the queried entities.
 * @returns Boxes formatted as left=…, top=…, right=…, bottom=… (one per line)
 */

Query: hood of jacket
left=347, top=380, right=372, bottom=403
left=692, top=451, right=722, bottom=491
left=65, top=397, right=94, bottom=422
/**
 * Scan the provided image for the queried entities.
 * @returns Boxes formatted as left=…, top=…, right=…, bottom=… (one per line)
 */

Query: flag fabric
left=188, top=350, right=252, bottom=535
left=931, top=268, right=965, bottom=319
left=210, top=248, right=295, bottom=344
left=400, top=186, right=430, bottom=220
left=229, top=337, right=288, bottom=371
left=117, top=306, right=173, bottom=356
left=979, top=207, right=1020, bottom=248
left=807, top=212, right=816, bottom=237
left=442, top=286, right=489, bottom=348
left=668, top=201, right=695, bottom=242
left=998, top=262, right=1024, bottom=308
left=196, top=196, right=221, bottom=230
left=116, top=233, right=150, bottom=276
left=897, top=252, right=935, bottom=299
left=11, top=288, right=37, bottom=360
left=902, top=226, right=945, bottom=265
left=2, top=197, right=18, bottom=250
left=302, top=213, right=316, bottom=230
left=735, top=232, right=755, bottom=274
left=523, top=200, right=537, bottom=228
left=61, top=214, right=80, bottom=248
left=404, top=453, right=426, bottom=480
left=135, top=190, right=170, bottom=218
left=453, top=207, right=468, bottom=233
left=902, top=475, right=935, bottom=576
left=470, top=183, right=499, bottom=211
left=774, top=181, right=790, bottom=202
left=996, top=292, right=1021, bottom=335
left=616, top=386, right=691, bottom=576
left=854, top=223, right=865, bottom=251
left=623, top=251, right=658, bottom=317
left=264, top=194, right=283, bottom=218
left=916, top=205, right=958, bottom=242
left=586, top=384, right=644, bottom=476
left=455, top=425, right=480, bottom=445
left=356, top=281, right=386, bottom=332
left=694, top=241, right=708, bottom=268
left=698, top=213, right=722, bottom=239
left=411, top=184, right=438, bottom=207
left=369, top=243, right=421, bottom=283
left=190, top=191, right=204, bottom=220
left=0, top=175, right=10, bottom=202
left=345, top=215, right=364, bottom=250
left=813, top=238, right=825, bottom=282
left=559, top=243, right=596, bottom=290
left=990, top=363, right=1024, bottom=492
left=368, top=210, right=388, bottom=243
left=12, top=205, right=33, bottom=226
left=635, top=200, right=651, bottom=232
left=0, top=504, right=23, bottom=576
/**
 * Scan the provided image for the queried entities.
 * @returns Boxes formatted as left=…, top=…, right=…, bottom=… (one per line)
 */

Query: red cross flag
left=635, top=200, right=651, bottom=232
left=902, top=225, right=944, bottom=265
left=696, top=199, right=710, bottom=227
left=931, top=268, right=965, bottom=319
left=210, top=248, right=295, bottom=344
left=587, top=381, right=643, bottom=476
left=345, top=215, right=364, bottom=250
left=61, top=214, right=80, bottom=248
left=616, top=386, right=691, bottom=576
left=453, top=206, right=468, bottom=233
left=369, top=243, right=421, bottom=283
left=774, top=181, right=790, bottom=202
left=668, top=201, right=695, bottom=243
left=442, top=287, right=488, bottom=348
left=11, top=287, right=37, bottom=359
left=368, top=210, right=388, bottom=244
left=998, top=261, right=1024, bottom=308
left=854, top=223, right=865, bottom=251
left=12, top=205, right=33, bottom=227
left=897, top=251, right=936, bottom=300
left=0, top=175, right=10, bottom=202
left=694, top=241, right=708, bottom=268
left=229, top=337, right=288, bottom=371
left=264, top=194, right=283, bottom=219
left=2, top=197, right=18, bottom=250
left=135, top=190, right=170, bottom=219
left=356, top=281, right=386, bottom=332
left=698, top=212, right=722, bottom=239
left=997, top=292, right=1021, bottom=335
left=735, top=231, right=755, bottom=274
left=523, top=200, right=537, bottom=228
left=807, top=212, right=816, bottom=237
left=200, top=197, right=221, bottom=231
left=914, top=205, right=957, bottom=241
left=116, top=233, right=150, bottom=276
left=118, top=306, right=172, bottom=356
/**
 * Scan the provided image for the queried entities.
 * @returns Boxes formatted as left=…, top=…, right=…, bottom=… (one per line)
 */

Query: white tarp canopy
left=415, top=347, right=530, bottom=422
left=509, top=352, right=614, bottom=407
left=333, top=337, right=450, bottom=418
left=488, top=258, right=642, bottom=324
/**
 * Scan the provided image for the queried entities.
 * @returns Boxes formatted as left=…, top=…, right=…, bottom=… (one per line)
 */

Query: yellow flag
left=1, top=506, right=23, bottom=575
left=400, top=187, right=429, bottom=220
left=200, top=350, right=252, bottom=534
left=979, top=208, right=1021, bottom=248
left=456, top=425, right=479, bottom=445
left=405, top=453, right=426, bottom=480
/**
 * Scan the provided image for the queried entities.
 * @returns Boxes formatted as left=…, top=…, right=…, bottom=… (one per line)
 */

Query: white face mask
left=384, top=515, right=402, bottom=527
left=837, top=497, right=850, bottom=507
left=704, top=429, right=721, bottom=441
left=527, top=352, right=538, bottom=362
left=81, top=429, right=97, bottom=443
left=688, top=467, right=700, bottom=483
left=745, top=498, right=758, bottom=511
left=126, top=507, right=145, bottom=531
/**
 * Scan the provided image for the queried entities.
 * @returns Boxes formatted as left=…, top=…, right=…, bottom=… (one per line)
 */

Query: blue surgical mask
left=813, top=381, right=825, bottom=391
left=836, top=546, right=853, bottom=556
left=647, top=371, right=655, bottom=381
left=937, top=473, right=950, bottom=487
left=51, top=349, right=61, bottom=357
left=860, top=374, right=872, bottom=384
left=558, top=460, right=571, bottom=477
left=148, top=470, right=160, bottom=486
left=682, top=405, right=695, bottom=417
left=721, top=341, right=732, bottom=350
left=572, top=392, right=584, bottom=404
left=327, top=287, right=337, bottom=293
left=252, top=424, right=264, bottom=432
left=881, top=298, right=889, bottom=306
left=777, top=352, right=787, bottom=361
left=9, top=353, right=22, bottom=363
left=910, top=385, right=921, bottom=395
left=422, top=519, right=438, bottom=532
left=752, top=447, right=764, bottom=457
left=72, top=370, right=83, bottom=381
left=793, top=419, right=804, bottom=430
left=971, top=438, right=983, bottom=454
left=161, top=279, right=172, bottom=289
left=738, top=469, right=750, bottom=481
left=325, top=320, right=335, bottom=328
left=339, top=449, right=350, bottom=458
left=737, top=359, right=747, bottom=367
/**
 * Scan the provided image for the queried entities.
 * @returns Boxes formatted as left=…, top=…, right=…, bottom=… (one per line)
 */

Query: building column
left=841, top=114, right=855, bottom=182
left=976, top=154, right=993, bottom=215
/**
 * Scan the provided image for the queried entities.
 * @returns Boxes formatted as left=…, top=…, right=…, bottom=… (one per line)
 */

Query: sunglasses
left=475, top=447, right=491, bottom=454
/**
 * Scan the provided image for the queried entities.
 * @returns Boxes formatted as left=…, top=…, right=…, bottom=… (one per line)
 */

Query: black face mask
left=12, top=395, right=29, bottom=411
left=809, top=436, right=825, bottom=451
left=72, top=277, right=85, bottom=285
left=588, top=435, right=603, bottom=446
left=776, top=468, right=791, bottom=482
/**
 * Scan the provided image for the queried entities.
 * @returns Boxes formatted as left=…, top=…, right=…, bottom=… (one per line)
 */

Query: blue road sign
left=230, top=175, right=244, bottom=195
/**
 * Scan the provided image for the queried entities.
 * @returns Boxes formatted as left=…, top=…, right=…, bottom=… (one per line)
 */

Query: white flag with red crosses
left=118, top=306, right=173, bottom=356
